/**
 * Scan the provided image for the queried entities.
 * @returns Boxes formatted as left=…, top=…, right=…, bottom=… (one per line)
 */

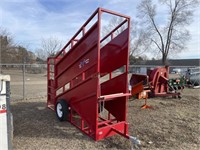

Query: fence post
left=23, top=63, right=25, bottom=100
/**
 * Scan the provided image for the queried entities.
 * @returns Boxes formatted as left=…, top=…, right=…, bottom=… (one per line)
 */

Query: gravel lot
left=11, top=89, right=200, bottom=150
left=3, top=69, right=199, bottom=149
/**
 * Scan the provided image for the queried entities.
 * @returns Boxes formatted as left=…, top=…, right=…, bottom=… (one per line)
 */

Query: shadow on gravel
left=11, top=101, right=92, bottom=141
left=11, top=100, right=132, bottom=149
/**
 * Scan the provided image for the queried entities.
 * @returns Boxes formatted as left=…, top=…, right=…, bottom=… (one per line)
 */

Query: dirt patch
left=129, top=90, right=200, bottom=149
left=11, top=88, right=200, bottom=150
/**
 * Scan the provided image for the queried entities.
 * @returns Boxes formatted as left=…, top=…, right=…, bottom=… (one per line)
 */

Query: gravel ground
left=3, top=69, right=199, bottom=149
left=11, top=88, right=200, bottom=150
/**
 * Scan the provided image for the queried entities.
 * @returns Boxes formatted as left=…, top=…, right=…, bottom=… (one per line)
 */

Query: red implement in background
left=47, top=8, right=131, bottom=141
left=130, top=66, right=181, bottom=99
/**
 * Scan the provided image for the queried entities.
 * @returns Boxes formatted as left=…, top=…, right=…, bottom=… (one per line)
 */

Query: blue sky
left=0, top=0, right=199, bottom=59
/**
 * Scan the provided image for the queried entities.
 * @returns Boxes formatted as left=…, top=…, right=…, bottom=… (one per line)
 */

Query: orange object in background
left=130, top=75, right=152, bottom=109
left=131, top=81, right=144, bottom=96
left=138, top=90, right=150, bottom=99
left=130, top=66, right=181, bottom=99
left=138, top=90, right=152, bottom=109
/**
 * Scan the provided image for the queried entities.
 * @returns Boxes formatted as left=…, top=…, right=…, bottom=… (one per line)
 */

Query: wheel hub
left=56, top=103, right=63, bottom=118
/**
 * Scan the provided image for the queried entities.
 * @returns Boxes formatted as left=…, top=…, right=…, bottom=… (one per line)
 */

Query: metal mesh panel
left=0, top=64, right=47, bottom=100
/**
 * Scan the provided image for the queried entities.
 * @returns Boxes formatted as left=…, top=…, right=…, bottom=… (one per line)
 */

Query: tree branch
left=151, top=39, right=162, bottom=52
left=164, top=0, right=179, bottom=56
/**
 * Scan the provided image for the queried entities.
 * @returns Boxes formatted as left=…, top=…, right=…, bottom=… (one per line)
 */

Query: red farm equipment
left=130, top=66, right=181, bottom=99
left=47, top=8, right=132, bottom=141
left=130, top=66, right=182, bottom=109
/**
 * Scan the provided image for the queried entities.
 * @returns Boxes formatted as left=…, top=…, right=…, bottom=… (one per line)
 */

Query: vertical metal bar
left=111, top=32, right=114, bottom=40
left=125, top=123, right=128, bottom=134
left=126, top=18, right=130, bottom=74
left=70, top=80, right=73, bottom=88
left=125, top=18, right=131, bottom=121
left=47, top=59, right=49, bottom=107
left=6, top=81, right=12, bottom=150
left=81, top=118, right=84, bottom=130
left=82, top=72, right=85, bottom=81
left=23, top=63, right=25, bottom=100
left=108, top=112, right=111, bottom=120
left=71, top=40, right=74, bottom=48
left=53, top=59, right=57, bottom=107
left=96, top=8, right=102, bottom=140
left=97, top=8, right=101, bottom=74
left=0, top=43, right=1, bottom=73
left=109, top=72, right=112, bottom=79
left=82, top=27, right=85, bottom=36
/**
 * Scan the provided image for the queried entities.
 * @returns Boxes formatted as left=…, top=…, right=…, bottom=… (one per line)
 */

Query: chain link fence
left=0, top=64, right=199, bottom=101
left=0, top=64, right=47, bottom=100
left=129, top=65, right=193, bottom=74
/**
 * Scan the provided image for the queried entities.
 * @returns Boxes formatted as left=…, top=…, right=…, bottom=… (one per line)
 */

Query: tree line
left=0, top=28, right=61, bottom=64
left=0, top=0, right=198, bottom=65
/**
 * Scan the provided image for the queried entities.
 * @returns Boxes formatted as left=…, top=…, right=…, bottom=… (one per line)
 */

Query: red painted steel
left=47, top=7, right=131, bottom=141
left=130, top=66, right=180, bottom=98
left=148, top=66, right=180, bottom=97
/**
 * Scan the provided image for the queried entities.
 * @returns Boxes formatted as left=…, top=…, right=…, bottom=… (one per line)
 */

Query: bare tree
left=0, top=27, right=36, bottom=64
left=0, top=27, right=13, bottom=50
left=0, top=27, right=14, bottom=64
left=137, top=0, right=199, bottom=65
left=36, top=36, right=63, bottom=60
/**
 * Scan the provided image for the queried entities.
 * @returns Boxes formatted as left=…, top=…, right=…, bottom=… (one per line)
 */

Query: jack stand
left=141, top=98, right=152, bottom=109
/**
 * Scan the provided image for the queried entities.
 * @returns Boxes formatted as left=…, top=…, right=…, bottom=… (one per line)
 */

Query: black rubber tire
left=56, top=99, right=69, bottom=121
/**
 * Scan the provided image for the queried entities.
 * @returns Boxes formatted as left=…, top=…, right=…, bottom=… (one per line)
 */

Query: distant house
left=129, top=59, right=200, bottom=74
left=133, top=59, right=199, bottom=66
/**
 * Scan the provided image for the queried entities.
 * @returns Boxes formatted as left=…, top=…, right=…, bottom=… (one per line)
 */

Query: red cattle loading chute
left=47, top=8, right=131, bottom=141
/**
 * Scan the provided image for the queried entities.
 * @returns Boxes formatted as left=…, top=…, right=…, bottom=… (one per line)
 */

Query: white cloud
left=179, top=6, right=200, bottom=59
left=0, top=0, right=90, bottom=50
left=0, top=0, right=199, bottom=59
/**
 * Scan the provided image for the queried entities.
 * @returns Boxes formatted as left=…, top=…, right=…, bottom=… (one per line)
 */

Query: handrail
left=55, top=22, right=98, bottom=66
left=101, top=8, right=130, bottom=19
left=54, top=8, right=99, bottom=59
left=53, top=7, right=130, bottom=61
left=100, top=19, right=128, bottom=43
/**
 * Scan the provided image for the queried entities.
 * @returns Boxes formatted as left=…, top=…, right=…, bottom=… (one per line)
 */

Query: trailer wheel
left=56, top=99, right=69, bottom=121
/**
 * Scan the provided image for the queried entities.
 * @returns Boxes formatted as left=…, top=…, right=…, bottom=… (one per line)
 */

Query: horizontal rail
left=98, top=121, right=129, bottom=139
left=55, top=63, right=97, bottom=91
left=101, top=8, right=130, bottom=19
left=70, top=93, right=96, bottom=105
left=53, top=7, right=130, bottom=60
left=98, top=118, right=117, bottom=126
left=55, top=22, right=98, bottom=64
left=111, top=124, right=129, bottom=139
left=47, top=104, right=55, bottom=111
left=48, top=93, right=55, bottom=97
left=100, top=19, right=128, bottom=43
left=98, top=93, right=131, bottom=102
left=54, top=8, right=99, bottom=58
left=56, top=75, right=97, bottom=98
left=55, top=42, right=98, bottom=79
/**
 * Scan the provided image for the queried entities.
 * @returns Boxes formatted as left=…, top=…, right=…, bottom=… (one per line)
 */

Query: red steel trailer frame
left=47, top=8, right=131, bottom=141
